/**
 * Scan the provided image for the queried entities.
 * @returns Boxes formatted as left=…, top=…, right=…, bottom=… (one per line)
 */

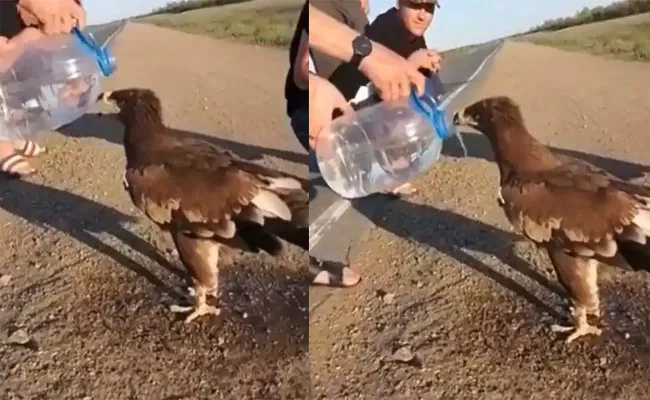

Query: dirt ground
left=310, top=41, right=650, bottom=400
left=0, top=24, right=308, bottom=399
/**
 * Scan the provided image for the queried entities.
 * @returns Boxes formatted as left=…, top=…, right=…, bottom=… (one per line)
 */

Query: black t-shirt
left=284, top=1, right=309, bottom=116
left=0, top=1, right=25, bottom=39
left=329, top=7, right=443, bottom=101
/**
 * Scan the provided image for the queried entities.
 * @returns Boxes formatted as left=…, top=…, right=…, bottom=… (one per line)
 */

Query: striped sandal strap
left=0, top=152, right=36, bottom=178
left=17, top=140, right=47, bottom=158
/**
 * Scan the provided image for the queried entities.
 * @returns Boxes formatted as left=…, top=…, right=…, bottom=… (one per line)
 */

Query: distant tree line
left=140, top=0, right=253, bottom=17
left=527, top=0, right=650, bottom=33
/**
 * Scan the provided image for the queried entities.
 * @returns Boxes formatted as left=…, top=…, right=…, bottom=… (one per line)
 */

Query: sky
left=84, top=0, right=170, bottom=24
left=83, top=0, right=617, bottom=49
left=368, top=0, right=616, bottom=50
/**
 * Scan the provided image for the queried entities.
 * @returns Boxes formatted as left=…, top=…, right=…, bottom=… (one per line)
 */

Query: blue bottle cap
left=71, top=26, right=115, bottom=77
left=408, top=88, right=453, bottom=140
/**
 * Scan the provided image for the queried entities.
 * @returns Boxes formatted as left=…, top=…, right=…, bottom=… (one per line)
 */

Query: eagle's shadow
left=0, top=178, right=186, bottom=301
left=444, top=131, right=650, bottom=181
left=353, top=196, right=566, bottom=320
left=58, top=113, right=309, bottom=166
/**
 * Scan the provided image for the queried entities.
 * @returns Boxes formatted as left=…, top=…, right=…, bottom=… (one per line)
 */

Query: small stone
left=391, top=346, right=414, bottom=363
left=382, top=293, right=395, bottom=304
left=7, top=329, right=30, bottom=345
left=416, top=281, right=424, bottom=288
left=599, top=357, right=607, bottom=367
left=625, top=333, right=631, bottom=339
left=0, top=274, right=11, bottom=286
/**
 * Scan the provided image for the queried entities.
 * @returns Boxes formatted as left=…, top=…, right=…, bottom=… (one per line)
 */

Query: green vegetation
left=519, top=13, right=650, bottom=61
left=526, top=0, right=650, bottom=33
left=140, top=0, right=302, bottom=48
left=141, top=0, right=253, bottom=16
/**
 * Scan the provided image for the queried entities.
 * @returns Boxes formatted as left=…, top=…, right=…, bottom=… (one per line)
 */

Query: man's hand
left=308, top=74, right=354, bottom=150
left=407, top=48, right=442, bottom=74
left=357, top=41, right=425, bottom=102
left=18, top=0, right=86, bottom=35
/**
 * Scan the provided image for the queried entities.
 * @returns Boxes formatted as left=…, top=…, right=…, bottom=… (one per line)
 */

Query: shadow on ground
left=59, top=113, right=309, bottom=166
left=353, top=196, right=566, bottom=321
left=0, top=177, right=309, bottom=398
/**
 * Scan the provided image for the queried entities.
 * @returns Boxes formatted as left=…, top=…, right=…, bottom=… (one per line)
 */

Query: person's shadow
left=0, top=178, right=186, bottom=301
left=58, top=113, right=309, bottom=166
left=443, top=130, right=650, bottom=181
left=352, top=196, right=566, bottom=320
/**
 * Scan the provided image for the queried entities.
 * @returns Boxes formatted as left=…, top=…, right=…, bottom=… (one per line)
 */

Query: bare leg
left=170, top=285, right=220, bottom=323
left=551, top=305, right=602, bottom=343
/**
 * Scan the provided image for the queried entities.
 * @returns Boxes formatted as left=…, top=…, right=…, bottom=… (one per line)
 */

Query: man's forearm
left=308, top=4, right=356, bottom=64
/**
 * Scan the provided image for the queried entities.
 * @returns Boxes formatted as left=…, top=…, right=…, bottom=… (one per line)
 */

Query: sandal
left=15, top=139, right=47, bottom=158
left=0, top=152, right=36, bottom=179
left=309, top=256, right=361, bottom=287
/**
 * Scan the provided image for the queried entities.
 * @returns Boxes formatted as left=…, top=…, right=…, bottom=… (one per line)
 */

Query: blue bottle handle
left=71, top=26, right=115, bottom=77
left=408, top=88, right=452, bottom=140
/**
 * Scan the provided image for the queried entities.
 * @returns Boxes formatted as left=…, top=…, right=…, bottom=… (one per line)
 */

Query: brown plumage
left=453, top=96, right=650, bottom=343
left=99, top=88, right=308, bottom=323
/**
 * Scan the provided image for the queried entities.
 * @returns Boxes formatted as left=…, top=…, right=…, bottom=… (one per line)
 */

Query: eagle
left=98, top=88, right=308, bottom=323
left=452, top=96, right=650, bottom=343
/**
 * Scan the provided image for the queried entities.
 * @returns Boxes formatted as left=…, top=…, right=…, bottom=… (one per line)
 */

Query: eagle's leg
left=548, top=251, right=602, bottom=343
left=168, top=232, right=221, bottom=323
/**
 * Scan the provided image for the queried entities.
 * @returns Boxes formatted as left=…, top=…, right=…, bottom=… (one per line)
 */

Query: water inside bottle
left=0, top=74, right=99, bottom=138
left=319, top=107, right=442, bottom=198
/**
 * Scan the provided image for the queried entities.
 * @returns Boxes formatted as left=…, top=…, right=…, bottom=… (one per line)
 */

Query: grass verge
left=141, top=0, right=302, bottom=48
left=518, top=13, right=650, bottom=61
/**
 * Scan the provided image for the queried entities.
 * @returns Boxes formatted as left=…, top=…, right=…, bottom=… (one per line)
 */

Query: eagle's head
left=452, top=96, right=525, bottom=138
left=97, top=88, right=163, bottom=125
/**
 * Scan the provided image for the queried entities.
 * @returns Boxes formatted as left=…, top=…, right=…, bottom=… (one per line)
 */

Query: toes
left=550, top=324, right=574, bottom=333
left=169, top=304, right=193, bottom=313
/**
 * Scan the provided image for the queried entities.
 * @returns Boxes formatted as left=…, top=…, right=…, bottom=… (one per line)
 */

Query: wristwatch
left=349, top=34, right=372, bottom=69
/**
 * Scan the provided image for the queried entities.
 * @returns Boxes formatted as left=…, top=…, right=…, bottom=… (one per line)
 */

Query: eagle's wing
left=124, top=142, right=303, bottom=239
left=500, top=162, right=650, bottom=259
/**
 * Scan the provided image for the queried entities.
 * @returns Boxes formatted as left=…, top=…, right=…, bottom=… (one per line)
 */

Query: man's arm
left=293, top=30, right=309, bottom=89
left=308, top=4, right=358, bottom=64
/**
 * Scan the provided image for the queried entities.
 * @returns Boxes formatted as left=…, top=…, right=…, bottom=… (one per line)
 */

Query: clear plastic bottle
left=0, top=23, right=124, bottom=141
left=315, top=89, right=462, bottom=199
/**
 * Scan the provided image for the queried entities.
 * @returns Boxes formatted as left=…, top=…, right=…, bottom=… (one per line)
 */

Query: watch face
left=353, top=36, right=372, bottom=57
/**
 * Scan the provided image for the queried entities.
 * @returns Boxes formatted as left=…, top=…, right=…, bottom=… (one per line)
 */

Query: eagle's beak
left=452, top=109, right=474, bottom=126
left=96, top=91, right=120, bottom=117
left=97, top=91, right=113, bottom=105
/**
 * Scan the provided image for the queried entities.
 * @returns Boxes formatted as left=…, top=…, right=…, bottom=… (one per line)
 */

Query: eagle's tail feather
left=617, top=240, right=650, bottom=272
left=236, top=221, right=285, bottom=256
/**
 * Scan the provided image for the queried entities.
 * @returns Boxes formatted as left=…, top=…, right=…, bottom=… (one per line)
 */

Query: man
left=331, top=0, right=444, bottom=102
left=285, top=2, right=361, bottom=287
left=320, top=0, right=445, bottom=196
left=284, top=3, right=425, bottom=286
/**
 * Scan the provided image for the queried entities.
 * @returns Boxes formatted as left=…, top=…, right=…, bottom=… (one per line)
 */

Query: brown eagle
left=453, top=96, right=650, bottom=343
left=99, top=88, right=308, bottom=323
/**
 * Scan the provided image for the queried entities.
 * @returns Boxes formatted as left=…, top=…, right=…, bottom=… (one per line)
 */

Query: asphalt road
left=308, top=40, right=503, bottom=265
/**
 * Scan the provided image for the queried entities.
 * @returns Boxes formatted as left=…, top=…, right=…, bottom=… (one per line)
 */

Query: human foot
left=309, top=256, right=361, bottom=287
left=0, top=141, right=35, bottom=179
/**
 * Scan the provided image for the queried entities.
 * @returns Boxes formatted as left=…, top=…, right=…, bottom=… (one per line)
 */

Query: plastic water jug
left=0, top=23, right=124, bottom=141
left=315, top=89, right=463, bottom=199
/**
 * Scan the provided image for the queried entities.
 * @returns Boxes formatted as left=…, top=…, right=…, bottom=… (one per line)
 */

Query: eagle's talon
left=565, top=324, right=602, bottom=344
left=183, top=304, right=221, bottom=323
left=170, top=304, right=193, bottom=313
left=550, top=324, right=574, bottom=333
